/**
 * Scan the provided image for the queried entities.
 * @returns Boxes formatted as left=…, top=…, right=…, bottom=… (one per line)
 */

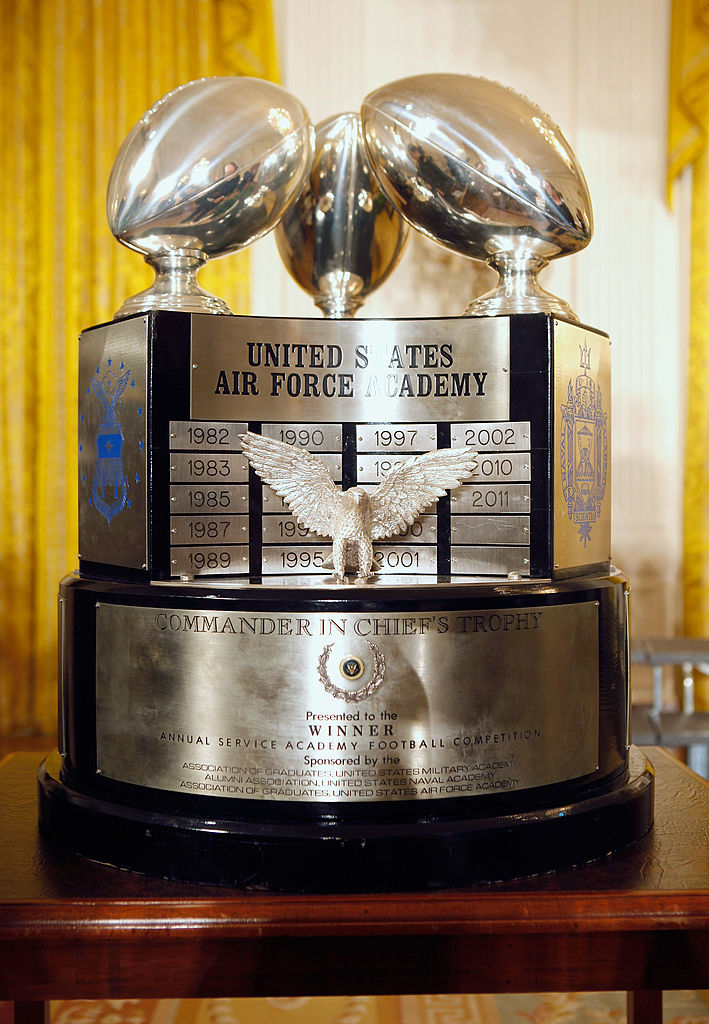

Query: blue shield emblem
left=90, top=367, right=131, bottom=523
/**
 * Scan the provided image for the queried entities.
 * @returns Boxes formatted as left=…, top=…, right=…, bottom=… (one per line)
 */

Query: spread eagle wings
left=240, top=431, right=478, bottom=539
left=240, top=431, right=341, bottom=537
left=368, top=446, right=478, bottom=539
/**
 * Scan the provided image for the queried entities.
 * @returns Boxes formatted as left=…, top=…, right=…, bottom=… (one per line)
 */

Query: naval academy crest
left=559, top=340, right=608, bottom=546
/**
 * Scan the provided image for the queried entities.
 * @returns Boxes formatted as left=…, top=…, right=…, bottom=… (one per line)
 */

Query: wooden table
left=1, top=748, right=708, bottom=1024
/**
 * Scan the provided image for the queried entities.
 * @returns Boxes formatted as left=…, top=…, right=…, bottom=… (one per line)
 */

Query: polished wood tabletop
left=1, top=747, right=708, bottom=1023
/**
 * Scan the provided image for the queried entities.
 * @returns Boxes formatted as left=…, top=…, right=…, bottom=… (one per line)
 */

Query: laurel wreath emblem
left=317, top=641, right=386, bottom=702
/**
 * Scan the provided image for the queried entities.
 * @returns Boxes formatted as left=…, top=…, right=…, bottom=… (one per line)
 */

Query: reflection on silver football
left=361, top=73, right=593, bottom=319
left=275, top=112, right=409, bottom=317
left=107, top=76, right=313, bottom=317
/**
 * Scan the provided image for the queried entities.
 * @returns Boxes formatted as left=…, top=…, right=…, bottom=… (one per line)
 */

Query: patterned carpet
left=31, top=993, right=709, bottom=1024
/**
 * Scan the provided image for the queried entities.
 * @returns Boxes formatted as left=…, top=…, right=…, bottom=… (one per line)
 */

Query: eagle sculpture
left=240, top=431, right=478, bottom=582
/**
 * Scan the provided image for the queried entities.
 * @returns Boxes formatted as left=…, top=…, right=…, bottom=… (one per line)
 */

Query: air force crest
left=560, top=340, right=608, bottom=546
left=89, top=365, right=131, bottom=524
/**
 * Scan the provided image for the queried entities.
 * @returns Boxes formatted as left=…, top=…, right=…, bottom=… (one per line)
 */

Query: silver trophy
left=107, top=77, right=313, bottom=319
left=275, top=112, right=409, bottom=317
left=361, top=74, right=593, bottom=321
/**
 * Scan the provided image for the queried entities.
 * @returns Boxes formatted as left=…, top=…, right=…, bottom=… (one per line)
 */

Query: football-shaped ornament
left=275, top=112, right=408, bottom=318
left=361, top=73, right=592, bottom=320
left=108, top=77, right=313, bottom=318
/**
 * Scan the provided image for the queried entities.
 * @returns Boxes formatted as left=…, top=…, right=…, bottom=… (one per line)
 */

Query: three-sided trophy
left=38, top=74, right=654, bottom=892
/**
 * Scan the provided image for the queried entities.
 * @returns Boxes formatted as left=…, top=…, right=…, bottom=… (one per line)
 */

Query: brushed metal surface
left=95, top=600, right=600, bottom=802
left=169, top=483, right=248, bottom=514
left=356, top=423, right=436, bottom=452
left=450, top=421, right=531, bottom=451
left=451, top=483, right=531, bottom=514
left=451, top=546, right=530, bottom=575
left=464, top=453, right=531, bottom=484
left=262, top=423, right=342, bottom=451
left=78, top=317, right=149, bottom=569
left=451, top=515, right=530, bottom=545
left=170, top=515, right=248, bottom=546
left=170, top=545, right=249, bottom=576
left=170, top=420, right=246, bottom=451
left=553, top=321, right=611, bottom=570
left=191, top=314, right=510, bottom=424
left=169, top=453, right=248, bottom=483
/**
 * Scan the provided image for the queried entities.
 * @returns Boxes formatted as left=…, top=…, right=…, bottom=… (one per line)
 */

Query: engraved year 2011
left=465, top=426, right=515, bottom=447
left=468, top=488, right=510, bottom=509
left=188, top=425, right=230, bottom=446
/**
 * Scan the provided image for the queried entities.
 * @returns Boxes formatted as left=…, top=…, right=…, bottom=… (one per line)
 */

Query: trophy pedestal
left=39, top=570, right=652, bottom=891
left=38, top=747, right=653, bottom=892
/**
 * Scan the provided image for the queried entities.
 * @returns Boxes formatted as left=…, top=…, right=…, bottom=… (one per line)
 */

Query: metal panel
left=450, top=483, right=531, bottom=514
left=356, top=423, right=437, bottom=452
left=262, top=423, right=342, bottom=451
left=169, top=421, right=246, bottom=451
left=169, top=484, right=248, bottom=514
left=170, top=515, right=248, bottom=546
left=451, top=515, right=530, bottom=545
left=169, top=453, right=248, bottom=483
left=451, top=546, right=531, bottom=575
left=450, top=421, right=531, bottom=451
left=169, top=545, right=249, bottom=576
left=191, top=314, right=510, bottom=423
left=96, top=600, right=599, bottom=802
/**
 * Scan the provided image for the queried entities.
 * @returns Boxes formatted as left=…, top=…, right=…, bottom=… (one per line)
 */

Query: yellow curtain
left=668, top=0, right=709, bottom=709
left=0, top=0, right=279, bottom=736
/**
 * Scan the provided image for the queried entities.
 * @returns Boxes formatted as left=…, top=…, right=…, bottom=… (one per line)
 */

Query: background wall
left=249, top=0, right=685, bottom=699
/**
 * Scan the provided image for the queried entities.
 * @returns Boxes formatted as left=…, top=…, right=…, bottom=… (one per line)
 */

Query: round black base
left=38, top=747, right=654, bottom=892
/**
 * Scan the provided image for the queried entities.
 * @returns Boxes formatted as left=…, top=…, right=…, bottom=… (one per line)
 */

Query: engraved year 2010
left=465, top=426, right=515, bottom=447
left=475, top=457, right=514, bottom=478
left=188, top=550, right=232, bottom=570
left=187, top=458, right=232, bottom=478
left=188, top=426, right=230, bottom=446
left=279, top=427, right=324, bottom=447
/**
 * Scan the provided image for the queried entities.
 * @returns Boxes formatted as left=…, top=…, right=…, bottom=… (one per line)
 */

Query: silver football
left=275, top=112, right=409, bottom=317
left=107, top=76, right=313, bottom=318
left=361, top=73, right=593, bottom=319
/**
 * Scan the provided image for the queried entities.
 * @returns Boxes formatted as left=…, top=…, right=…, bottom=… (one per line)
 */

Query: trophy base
left=38, top=747, right=653, bottom=891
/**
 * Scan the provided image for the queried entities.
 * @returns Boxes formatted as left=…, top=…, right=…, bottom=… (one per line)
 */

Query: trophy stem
left=464, top=252, right=579, bottom=322
left=315, top=295, right=364, bottom=318
left=114, top=251, right=233, bottom=319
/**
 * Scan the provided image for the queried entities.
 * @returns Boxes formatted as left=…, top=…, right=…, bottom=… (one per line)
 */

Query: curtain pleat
left=0, top=0, right=279, bottom=734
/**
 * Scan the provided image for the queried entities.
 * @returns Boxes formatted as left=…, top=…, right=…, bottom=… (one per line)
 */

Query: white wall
left=251, top=0, right=686, bottom=695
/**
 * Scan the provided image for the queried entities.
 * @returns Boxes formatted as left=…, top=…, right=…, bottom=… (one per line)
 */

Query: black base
left=38, top=747, right=654, bottom=892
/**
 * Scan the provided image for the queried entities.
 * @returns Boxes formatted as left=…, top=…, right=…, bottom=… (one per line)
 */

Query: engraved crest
left=318, top=641, right=386, bottom=702
left=240, top=431, right=477, bottom=581
left=88, top=362, right=132, bottom=523
left=559, top=341, right=608, bottom=546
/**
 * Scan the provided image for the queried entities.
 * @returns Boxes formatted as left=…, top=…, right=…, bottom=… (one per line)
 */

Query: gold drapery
left=0, top=0, right=279, bottom=735
left=669, top=0, right=709, bottom=708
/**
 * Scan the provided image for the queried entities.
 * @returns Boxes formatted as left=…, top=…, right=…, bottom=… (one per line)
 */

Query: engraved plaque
left=95, top=600, right=600, bottom=802
left=169, top=421, right=246, bottom=451
left=450, top=421, right=530, bottom=451
left=451, top=546, right=530, bottom=575
left=451, top=515, right=530, bottom=545
left=357, top=454, right=410, bottom=483
left=469, top=454, right=531, bottom=482
left=170, top=515, right=248, bottom=546
left=553, top=320, right=611, bottom=571
left=169, top=484, right=248, bottom=514
left=262, top=546, right=330, bottom=574
left=78, top=317, right=149, bottom=569
left=373, top=546, right=437, bottom=573
left=169, top=453, right=248, bottom=483
left=170, top=545, right=249, bottom=576
left=356, top=423, right=436, bottom=452
left=262, top=423, right=342, bottom=451
left=191, top=314, right=510, bottom=423
left=262, top=516, right=325, bottom=544
left=451, top=483, right=531, bottom=514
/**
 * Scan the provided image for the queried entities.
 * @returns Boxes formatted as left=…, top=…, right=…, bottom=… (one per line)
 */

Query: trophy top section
left=361, top=73, right=593, bottom=265
left=275, top=111, right=409, bottom=318
left=107, top=76, right=313, bottom=260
